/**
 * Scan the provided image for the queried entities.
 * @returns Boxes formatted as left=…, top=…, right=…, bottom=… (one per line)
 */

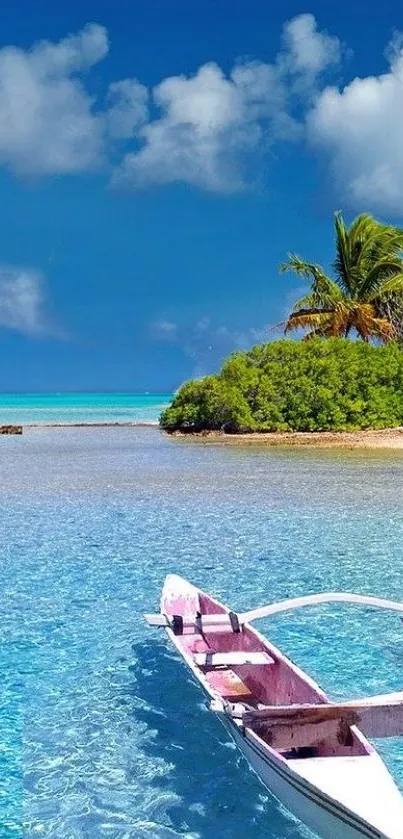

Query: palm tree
left=281, top=212, right=403, bottom=341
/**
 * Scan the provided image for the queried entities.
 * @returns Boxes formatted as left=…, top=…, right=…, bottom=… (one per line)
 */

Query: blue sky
left=0, top=0, right=403, bottom=391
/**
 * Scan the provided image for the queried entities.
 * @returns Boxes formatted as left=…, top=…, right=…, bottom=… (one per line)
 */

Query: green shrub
left=160, top=376, right=255, bottom=432
left=160, top=339, right=403, bottom=433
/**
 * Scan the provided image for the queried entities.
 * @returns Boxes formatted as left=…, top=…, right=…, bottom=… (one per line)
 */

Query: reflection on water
left=0, top=427, right=402, bottom=837
left=129, top=638, right=311, bottom=839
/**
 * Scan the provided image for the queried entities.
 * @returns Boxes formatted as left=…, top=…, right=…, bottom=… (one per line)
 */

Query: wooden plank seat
left=208, top=691, right=403, bottom=748
left=194, top=651, right=274, bottom=667
left=238, top=691, right=403, bottom=741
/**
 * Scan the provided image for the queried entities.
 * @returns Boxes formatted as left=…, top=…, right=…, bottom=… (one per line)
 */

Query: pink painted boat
left=146, top=574, right=403, bottom=839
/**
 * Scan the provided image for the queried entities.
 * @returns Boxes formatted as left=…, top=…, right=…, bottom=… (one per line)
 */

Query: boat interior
left=168, top=590, right=371, bottom=761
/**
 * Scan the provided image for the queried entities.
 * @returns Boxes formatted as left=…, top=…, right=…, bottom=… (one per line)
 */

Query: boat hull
left=223, top=718, right=386, bottom=839
left=157, top=574, right=402, bottom=839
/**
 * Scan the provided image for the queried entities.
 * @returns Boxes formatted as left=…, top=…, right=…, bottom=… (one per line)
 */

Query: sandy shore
left=11, top=424, right=403, bottom=448
left=170, top=428, right=403, bottom=449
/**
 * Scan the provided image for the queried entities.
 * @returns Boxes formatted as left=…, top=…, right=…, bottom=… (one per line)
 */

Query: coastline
left=10, top=423, right=403, bottom=449
left=169, top=427, right=403, bottom=449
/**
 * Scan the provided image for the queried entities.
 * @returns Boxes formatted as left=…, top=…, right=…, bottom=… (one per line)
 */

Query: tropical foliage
left=160, top=339, right=403, bottom=433
left=282, top=213, right=403, bottom=341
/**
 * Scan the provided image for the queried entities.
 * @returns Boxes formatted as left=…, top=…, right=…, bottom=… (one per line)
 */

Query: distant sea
left=0, top=392, right=172, bottom=425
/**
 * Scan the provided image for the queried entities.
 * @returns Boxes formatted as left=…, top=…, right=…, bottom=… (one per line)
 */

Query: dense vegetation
left=282, top=212, right=403, bottom=341
left=160, top=339, right=403, bottom=433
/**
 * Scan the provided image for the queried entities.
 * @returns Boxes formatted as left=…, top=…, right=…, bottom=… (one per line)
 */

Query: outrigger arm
left=145, top=591, right=403, bottom=632
left=239, top=591, right=403, bottom=624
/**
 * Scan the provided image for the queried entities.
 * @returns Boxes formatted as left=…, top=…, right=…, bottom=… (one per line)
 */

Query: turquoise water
left=1, top=427, right=403, bottom=838
left=0, top=393, right=171, bottom=425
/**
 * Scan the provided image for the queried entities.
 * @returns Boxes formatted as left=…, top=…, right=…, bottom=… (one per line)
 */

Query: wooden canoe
left=147, top=574, right=403, bottom=839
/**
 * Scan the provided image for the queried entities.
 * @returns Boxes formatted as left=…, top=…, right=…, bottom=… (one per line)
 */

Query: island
left=160, top=338, right=403, bottom=447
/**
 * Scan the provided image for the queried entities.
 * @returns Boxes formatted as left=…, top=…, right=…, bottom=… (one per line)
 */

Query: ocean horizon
left=0, top=392, right=172, bottom=426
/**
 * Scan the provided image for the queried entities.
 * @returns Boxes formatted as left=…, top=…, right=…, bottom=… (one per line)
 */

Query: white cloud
left=112, top=14, right=341, bottom=192
left=0, top=15, right=343, bottom=193
left=150, top=319, right=177, bottom=338
left=8, top=17, right=403, bottom=214
left=0, top=268, right=51, bottom=335
left=105, top=79, right=148, bottom=140
left=308, top=33, right=403, bottom=211
left=0, top=22, right=150, bottom=177
left=280, top=13, right=341, bottom=80
left=112, top=62, right=268, bottom=192
left=0, top=23, right=108, bottom=175
left=29, top=22, right=108, bottom=75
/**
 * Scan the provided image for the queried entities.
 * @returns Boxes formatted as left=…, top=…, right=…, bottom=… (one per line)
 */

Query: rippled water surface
left=1, top=427, right=403, bottom=838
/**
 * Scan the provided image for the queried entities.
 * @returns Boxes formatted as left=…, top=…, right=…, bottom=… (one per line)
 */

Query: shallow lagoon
left=1, top=427, right=403, bottom=838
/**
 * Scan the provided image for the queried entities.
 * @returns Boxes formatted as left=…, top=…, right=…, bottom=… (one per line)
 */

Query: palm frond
left=281, top=212, right=403, bottom=343
left=291, top=282, right=343, bottom=313
left=354, top=223, right=403, bottom=284
left=374, top=272, right=403, bottom=298
left=330, top=301, right=351, bottom=335
left=280, top=254, right=328, bottom=284
left=284, top=308, right=335, bottom=334
left=353, top=304, right=396, bottom=342
left=373, top=318, right=397, bottom=340
left=357, top=261, right=403, bottom=301
left=333, top=211, right=353, bottom=295
left=281, top=255, right=343, bottom=310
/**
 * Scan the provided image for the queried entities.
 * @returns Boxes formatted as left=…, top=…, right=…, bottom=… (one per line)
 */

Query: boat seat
left=194, top=651, right=274, bottom=667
